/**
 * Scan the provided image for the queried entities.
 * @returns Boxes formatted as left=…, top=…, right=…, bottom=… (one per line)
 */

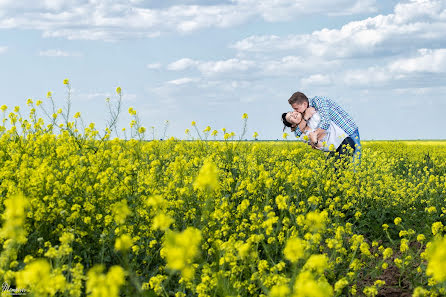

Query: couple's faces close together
left=287, top=102, right=308, bottom=127
left=286, top=111, right=302, bottom=127
left=291, top=102, right=308, bottom=113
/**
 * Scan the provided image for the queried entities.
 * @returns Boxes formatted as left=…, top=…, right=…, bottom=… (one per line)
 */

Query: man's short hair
left=288, top=92, right=309, bottom=105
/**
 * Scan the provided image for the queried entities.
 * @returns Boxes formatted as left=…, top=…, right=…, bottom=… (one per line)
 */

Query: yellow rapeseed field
left=0, top=82, right=445, bottom=297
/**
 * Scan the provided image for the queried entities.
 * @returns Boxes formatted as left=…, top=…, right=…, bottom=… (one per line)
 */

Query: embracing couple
left=281, top=92, right=361, bottom=163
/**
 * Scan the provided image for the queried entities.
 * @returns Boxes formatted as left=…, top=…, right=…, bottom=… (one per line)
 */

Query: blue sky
left=1, top=0, right=445, bottom=140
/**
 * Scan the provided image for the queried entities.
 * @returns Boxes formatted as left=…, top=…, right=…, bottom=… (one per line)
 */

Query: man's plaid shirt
left=294, top=96, right=358, bottom=137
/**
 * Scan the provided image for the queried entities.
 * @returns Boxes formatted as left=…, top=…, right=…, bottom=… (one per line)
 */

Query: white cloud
left=167, top=58, right=198, bottom=71
left=235, top=0, right=376, bottom=21
left=167, top=56, right=337, bottom=78
left=167, top=77, right=200, bottom=85
left=39, top=49, right=81, bottom=57
left=342, top=67, right=393, bottom=86
left=0, top=46, right=7, bottom=54
left=0, top=0, right=377, bottom=40
left=231, top=0, right=446, bottom=59
left=168, top=57, right=256, bottom=76
left=300, top=74, right=332, bottom=86
left=389, top=48, right=446, bottom=73
left=339, top=48, right=446, bottom=86
left=147, top=63, right=162, bottom=70
left=197, top=59, right=255, bottom=75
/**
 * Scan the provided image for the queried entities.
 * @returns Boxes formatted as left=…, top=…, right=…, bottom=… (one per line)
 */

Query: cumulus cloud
left=231, top=0, right=446, bottom=59
left=389, top=48, right=446, bottom=73
left=0, top=0, right=377, bottom=40
left=167, top=58, right=198, bottom=71
left=300, top=74, right=332, bottom=86
left=340, top=48, right=446, bottom=86
left=167, top=56, right=338, bottom=78
left=147, top=63, right=162, bottom=70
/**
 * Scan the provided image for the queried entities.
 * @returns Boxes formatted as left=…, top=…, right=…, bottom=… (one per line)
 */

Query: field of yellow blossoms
left=0, top=83, right=445, bottom=297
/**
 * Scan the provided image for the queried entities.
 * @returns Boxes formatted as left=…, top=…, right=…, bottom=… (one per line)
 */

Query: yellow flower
left=191, top=121, right=196, bottom=126
left=275, top=195, right=288, bottom=210
left=383, top=247, right=393, bottom=260
left=293, top=271, right=333, bottom=297
left=87, top=265, right=126, bottom=297
left=382, top=224, right=389, bottom=231
left=152, top=214, right=174, bottom=231
left=242, top=113, right=248, bottom=119
left=193, top=159, right=219, bottom=191
left=400, top=239, right=409, bottom=253
left=74, top=112, right=81, bottom=119
left=115, top=234, right=133, bottom=252
left=269, top=285, right=290, bottom=297
left=283, top=133, right=288, bottom=139
left=111, top=200, right=131, bottom=224
left=237, top=242, right=251, bottom=259
left=417, top=234, right=426, bottom=242
left=283, top=237, right=306, bottom=263
left=147, top=275, right=167, bottom=295
left=334, top=278, right=348, bottom=294
left=305, top=211, right=328, bottom=232
left=394, top=217, right=402, bottom=225
left=116, top=86, right=122, bottom=94
left=413, top=287, right=429, bottom=297
left=363, top=285, right=378, bottom=297
left=138, top=126, right=146, bottom=134
left=303, top=254, right=329, bottom=274
left=0, top=104, right=7, bottom=111
left=432, top=221, right=444, bottom=236
left=63, top=78, right=69, bottom=85
left=162, top=227, right=202, bottom=280
left=0, top=194, right=29, bottom=244
left=426, top=236, right=446, bottom=283
left=128, top=107, right=136, bottom=115
left=16, top=259, right=66, bottom=296
left=46, top=91, right=52, bottom=98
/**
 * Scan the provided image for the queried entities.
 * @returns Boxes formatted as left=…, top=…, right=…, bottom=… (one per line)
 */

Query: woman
left=282, top=108, right=355, bottom=157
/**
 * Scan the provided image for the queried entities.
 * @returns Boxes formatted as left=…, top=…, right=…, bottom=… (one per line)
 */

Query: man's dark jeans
left=327, top=137, right=356, bottom=169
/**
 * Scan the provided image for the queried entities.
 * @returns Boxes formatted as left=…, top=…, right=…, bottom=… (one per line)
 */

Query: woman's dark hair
left=281, top=112, right=292, bottom=131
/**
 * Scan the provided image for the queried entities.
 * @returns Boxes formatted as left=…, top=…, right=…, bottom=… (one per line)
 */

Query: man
left=288, top=91, right=361, bottom=163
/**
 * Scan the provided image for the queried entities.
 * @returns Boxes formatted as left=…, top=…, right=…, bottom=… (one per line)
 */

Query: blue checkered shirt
left=294, top=96, right=358, bottom=137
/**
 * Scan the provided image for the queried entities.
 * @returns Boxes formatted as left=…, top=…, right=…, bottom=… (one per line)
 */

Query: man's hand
left=309, top=131, right=318, bottom=148
left=303, top=107, right=316, bottom=120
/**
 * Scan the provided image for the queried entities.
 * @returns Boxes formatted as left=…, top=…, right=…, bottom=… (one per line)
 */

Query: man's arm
left=292, top=120, right=307, bottom=137
left=313, top=97, right=331, bottom=131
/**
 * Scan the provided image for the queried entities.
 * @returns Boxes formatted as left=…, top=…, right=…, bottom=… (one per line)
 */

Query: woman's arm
left=309, top=130, right=327, bottom=149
